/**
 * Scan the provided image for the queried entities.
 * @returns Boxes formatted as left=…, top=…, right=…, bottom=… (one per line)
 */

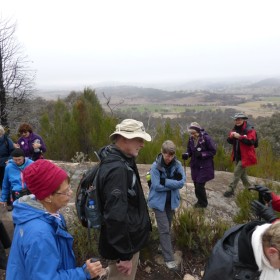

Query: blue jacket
left=6, top=196, right=87, bottom=280
left=0, top=135, right=14, bottom=167
left=148, top=154, right=186, bottom=211
left=0, top=158, right=33, bottom=202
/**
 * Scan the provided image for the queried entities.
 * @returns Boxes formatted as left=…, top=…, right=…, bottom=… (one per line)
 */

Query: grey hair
left=0, top=125, right=5, bottom=136
left=161, top=140, right=176, bottom=155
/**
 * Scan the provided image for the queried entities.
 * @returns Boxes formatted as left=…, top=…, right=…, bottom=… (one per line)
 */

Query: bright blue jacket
left=6, top=196, right=87, bottom=280
left=148, top=154, right=186, bottom=211
left=0, top=158, right=33, bottom=202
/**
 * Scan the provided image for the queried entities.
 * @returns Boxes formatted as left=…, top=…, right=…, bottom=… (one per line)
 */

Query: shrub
left=173, top=208, right=229, bottom=258
left=68, top=214, right=100, bottom=265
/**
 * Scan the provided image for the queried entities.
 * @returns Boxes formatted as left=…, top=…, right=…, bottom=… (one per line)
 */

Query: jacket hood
left=12, top=195, right=54, bottom=226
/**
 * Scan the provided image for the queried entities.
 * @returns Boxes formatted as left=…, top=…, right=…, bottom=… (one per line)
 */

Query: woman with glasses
left=6, top=159, right=104, bottom=280
left=182, top=122, right=216, bottom=208
left=15, top=123, right=46, bottom=161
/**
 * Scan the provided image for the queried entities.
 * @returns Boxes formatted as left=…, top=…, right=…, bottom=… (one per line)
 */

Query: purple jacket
left=17, top=133, right=46, bottom=161
left=186, top=130, right=216, bottom=183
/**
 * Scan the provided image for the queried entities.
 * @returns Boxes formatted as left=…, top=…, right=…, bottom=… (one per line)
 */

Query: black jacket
left=202, top=220, right=265, bottom=280
left=97, top=145, right=151, bottom=261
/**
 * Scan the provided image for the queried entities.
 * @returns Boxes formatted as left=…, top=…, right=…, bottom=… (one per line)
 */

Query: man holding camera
left=224, top=113, right=257, bottom=197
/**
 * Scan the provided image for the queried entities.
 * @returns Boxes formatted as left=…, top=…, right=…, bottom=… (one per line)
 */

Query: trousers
left=153, top=205, right=175, bottom=262
left=228, top=160, right=251, bottom=191
left=194, top=182, right=208, bottom=207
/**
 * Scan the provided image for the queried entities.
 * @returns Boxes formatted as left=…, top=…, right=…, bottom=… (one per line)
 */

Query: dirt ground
left=0, top=162, right=270, bottom=280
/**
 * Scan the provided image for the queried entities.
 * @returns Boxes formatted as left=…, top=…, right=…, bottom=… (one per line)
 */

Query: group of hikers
left=0, top=114, right=280, bottom=280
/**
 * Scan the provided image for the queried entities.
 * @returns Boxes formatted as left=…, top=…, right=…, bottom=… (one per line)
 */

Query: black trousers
left=194, top=182, right=208, bottom=207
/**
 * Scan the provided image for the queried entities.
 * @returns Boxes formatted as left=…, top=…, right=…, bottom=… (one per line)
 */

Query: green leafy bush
left=173, top=208, right=229, bottom=258
left=69, top=218, right=100, bottom=265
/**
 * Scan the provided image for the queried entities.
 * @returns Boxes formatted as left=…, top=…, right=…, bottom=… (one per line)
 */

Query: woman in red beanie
left=6, top=159, right=105, bottom=280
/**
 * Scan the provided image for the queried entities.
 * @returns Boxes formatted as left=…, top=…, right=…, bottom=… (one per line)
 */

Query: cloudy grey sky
left=1, top=0, right=280, bottom=89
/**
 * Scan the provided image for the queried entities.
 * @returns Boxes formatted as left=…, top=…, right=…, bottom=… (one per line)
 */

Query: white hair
left=0, top=125, right=5, bottom=136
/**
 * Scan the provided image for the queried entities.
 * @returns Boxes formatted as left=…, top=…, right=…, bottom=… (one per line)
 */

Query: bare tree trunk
left=0, top=48, right=7, bottom=127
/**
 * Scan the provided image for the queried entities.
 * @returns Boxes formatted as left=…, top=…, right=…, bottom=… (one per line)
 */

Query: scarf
left=252, top=223, right=280, bottom=280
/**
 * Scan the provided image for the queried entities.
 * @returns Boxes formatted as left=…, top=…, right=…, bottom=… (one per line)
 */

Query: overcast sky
left=1, top=0, right=280, bottom=89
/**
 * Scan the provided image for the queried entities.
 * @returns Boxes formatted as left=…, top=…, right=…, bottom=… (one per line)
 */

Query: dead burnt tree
left=0, top=18, right=35, bottom=129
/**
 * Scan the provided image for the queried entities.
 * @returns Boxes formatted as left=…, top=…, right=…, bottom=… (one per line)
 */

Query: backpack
left=75, top=152, right=136, bottom=230
left=202, top=221, right=263, bottom=280
left=243, top=123, right=258, bottom=148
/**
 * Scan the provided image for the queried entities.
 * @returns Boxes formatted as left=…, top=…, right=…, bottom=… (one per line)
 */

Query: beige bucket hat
left=110, top=119, right=151, bottom=141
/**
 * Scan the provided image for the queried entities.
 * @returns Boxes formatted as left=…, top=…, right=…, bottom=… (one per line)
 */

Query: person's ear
left=267, top=247, right=279, bottom=258
left=43, top=195, right=52, bottom=203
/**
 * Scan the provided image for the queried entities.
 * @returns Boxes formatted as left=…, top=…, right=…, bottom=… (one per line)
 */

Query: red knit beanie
left=23, top=159, right=68, bottom=200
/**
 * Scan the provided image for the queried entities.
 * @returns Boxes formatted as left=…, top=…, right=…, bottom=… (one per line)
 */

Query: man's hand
left=251, top=200, right=278, bottom=223
left=116, top=260, right=132, bottom=276
left=249, top=185, right=272, bottom=204
left=231, top=132, right=241, bottom=139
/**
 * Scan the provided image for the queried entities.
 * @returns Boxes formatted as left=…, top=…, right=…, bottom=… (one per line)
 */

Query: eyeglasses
left=55, top=185, right=72, bottom=196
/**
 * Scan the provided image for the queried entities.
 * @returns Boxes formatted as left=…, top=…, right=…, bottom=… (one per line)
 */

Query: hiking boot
left=165, top=261, right=179, bottom=271
left=193, top=202, right=207, bottom=208
left=224, top=190, right=234, bottom=197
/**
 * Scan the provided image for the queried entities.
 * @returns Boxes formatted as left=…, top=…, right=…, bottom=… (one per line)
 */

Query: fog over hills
left=35, top=76, right=280, bottom=100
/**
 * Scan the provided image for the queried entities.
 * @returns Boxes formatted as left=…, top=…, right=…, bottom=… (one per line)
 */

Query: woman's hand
left=85, top=259, right=103, bottom=279
left=0, top=201, right=7, bottom=208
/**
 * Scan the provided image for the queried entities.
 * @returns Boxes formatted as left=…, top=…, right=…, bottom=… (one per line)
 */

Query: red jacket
left=227, top=121, right=257, bottom=168
left=272, top=192, right=280, bottom=212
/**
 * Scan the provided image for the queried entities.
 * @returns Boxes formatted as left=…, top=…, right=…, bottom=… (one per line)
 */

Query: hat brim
left=231, top=116, right=248, bottom=120
left=110, top=131, right=151, bottom=141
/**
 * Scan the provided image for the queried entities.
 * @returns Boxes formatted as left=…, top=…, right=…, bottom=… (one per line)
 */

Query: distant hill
left=248, top=77, right=280, bottom=88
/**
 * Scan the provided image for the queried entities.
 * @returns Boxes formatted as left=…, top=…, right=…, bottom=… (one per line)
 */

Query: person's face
left=50, top=179, right=73, bottom=211
left=20, top=131, right=30, bottom=138
left=234, top=118, right=245, bottom=126
left=190, top=131, right=199, bottom=139
left=162, top=152, right=175, bottom=165
left=123, top=137, right=145, bottom=157
left=13, top=156, right=24, bottom=166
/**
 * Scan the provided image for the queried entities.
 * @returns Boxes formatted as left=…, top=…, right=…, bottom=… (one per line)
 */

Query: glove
left=173, top=171, right=182, bottom=181
left=253, top=185, right=272, bottom=204
left=194, top=151, right=202, bottom=159
left=182, top=153, right=189, bottom=160
left=160, top=178, right=165, bottom=186
left=251, top=200, right=278, bottom=223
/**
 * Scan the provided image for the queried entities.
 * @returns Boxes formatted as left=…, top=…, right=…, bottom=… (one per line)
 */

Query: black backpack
left=202, top=221, right=264, bottom=280
left=243, top=123, right=258, bottom=148
left=75, top=152, right=136, bottom=230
